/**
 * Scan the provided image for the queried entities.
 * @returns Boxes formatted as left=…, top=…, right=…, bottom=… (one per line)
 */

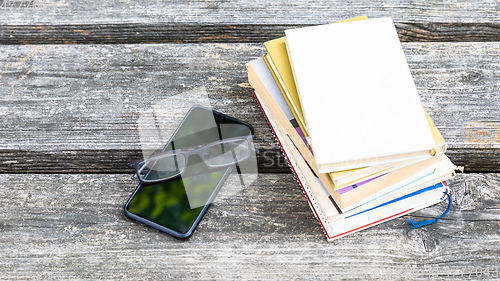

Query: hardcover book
left=285, top=18, right=438, bottom=173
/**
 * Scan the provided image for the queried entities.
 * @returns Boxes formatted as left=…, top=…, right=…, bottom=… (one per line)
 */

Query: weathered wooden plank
left=0, top=42, right=498, bottom=173
left=1, top=0, right=499, bottom=44
left=1, top=22, right=499, bottom=45
left=1, top=0, right=498, bottom=25
left=1, top=173, right=499, bottom=280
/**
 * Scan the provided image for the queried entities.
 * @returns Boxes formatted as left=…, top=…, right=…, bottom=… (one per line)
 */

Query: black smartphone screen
left=124, top=106, right=253, bottom=238
left=126, top=168, right=228, bottom=235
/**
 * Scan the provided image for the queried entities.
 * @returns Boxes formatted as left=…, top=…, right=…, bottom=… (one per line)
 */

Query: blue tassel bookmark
left=406, top=192, right=451, bottom=229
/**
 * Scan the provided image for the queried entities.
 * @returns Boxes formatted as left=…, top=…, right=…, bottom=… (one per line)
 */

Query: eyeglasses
left=129, top=135, right=254, bottom=183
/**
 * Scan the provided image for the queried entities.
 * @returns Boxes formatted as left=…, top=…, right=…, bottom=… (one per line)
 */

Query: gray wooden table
left=1, top=1, right=499, bottom=280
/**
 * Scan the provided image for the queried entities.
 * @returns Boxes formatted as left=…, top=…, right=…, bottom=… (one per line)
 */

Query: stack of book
left=246, top=16, right=457, bottom=241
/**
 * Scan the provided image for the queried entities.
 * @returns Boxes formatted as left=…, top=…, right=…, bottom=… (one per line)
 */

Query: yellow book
left=264, top=15, right=369, bottom=138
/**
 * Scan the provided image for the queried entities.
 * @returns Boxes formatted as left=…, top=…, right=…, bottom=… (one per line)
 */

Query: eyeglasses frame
left=129, top=134, right=255, bottom=183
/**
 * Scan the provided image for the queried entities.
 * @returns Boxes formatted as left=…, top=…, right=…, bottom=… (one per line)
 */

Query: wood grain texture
left=0, top=42, right=498, bottom=173
left=1, top=0, right=498, bottom=25
left=1, top=22, right=499, bottom=45
left=1, top=173, right=499, bottom=280
left=1, top=1, right=499, bottom=44
left=0, top=0, right=497, bottom=278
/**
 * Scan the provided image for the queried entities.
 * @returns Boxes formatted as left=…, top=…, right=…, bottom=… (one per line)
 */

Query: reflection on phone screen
left=127, top=168, right=227, bottom=234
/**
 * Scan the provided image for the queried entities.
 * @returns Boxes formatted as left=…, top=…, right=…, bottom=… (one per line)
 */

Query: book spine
left=251, top=90, right=332, bottom=240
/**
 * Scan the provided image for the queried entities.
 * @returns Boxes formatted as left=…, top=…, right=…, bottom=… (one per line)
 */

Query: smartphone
left=124, top=106, right=254, bottom=239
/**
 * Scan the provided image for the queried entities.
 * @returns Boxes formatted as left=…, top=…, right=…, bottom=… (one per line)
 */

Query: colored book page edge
left=332, top=156, right=439, bottom=191
left=336, top=172, right=389, bottom=195
left=332, top=164, right=396, bottom=190
left=328, top=107, right=447, bottom=186
left=357, top=157, right=456, bottom=209
left=340, top=182, right=445, bottom=221
left=342, top=168, right=437, bottom=213
left=327, top=185, right=449, bottom=239
left=264, top=38, right=307, bottom=137
left=260, top=56, right=311, bottom=152
left=264, top=53, right=309, bottom=138
left=337, top=153, right=445, bottom=210
left=253, top=88, right=340, bottom=217
left=317, top=150, right=436, bottom=174
left=329, top=165, right=382, bottom=186
left=341, top=155, right=456, bottom=213
left=332, top=181, right=446, bottom=223
left=252, top=90, right=337, bottom=240
left=246, top=59, right=314, bottom=165
left=246, top=59, right=340, bottom=201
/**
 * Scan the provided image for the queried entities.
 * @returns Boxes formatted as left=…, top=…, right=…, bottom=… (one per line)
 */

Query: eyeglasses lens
left=202, top=139, right=250, bottom=167
left=140, top=154, right=186, bottom=181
